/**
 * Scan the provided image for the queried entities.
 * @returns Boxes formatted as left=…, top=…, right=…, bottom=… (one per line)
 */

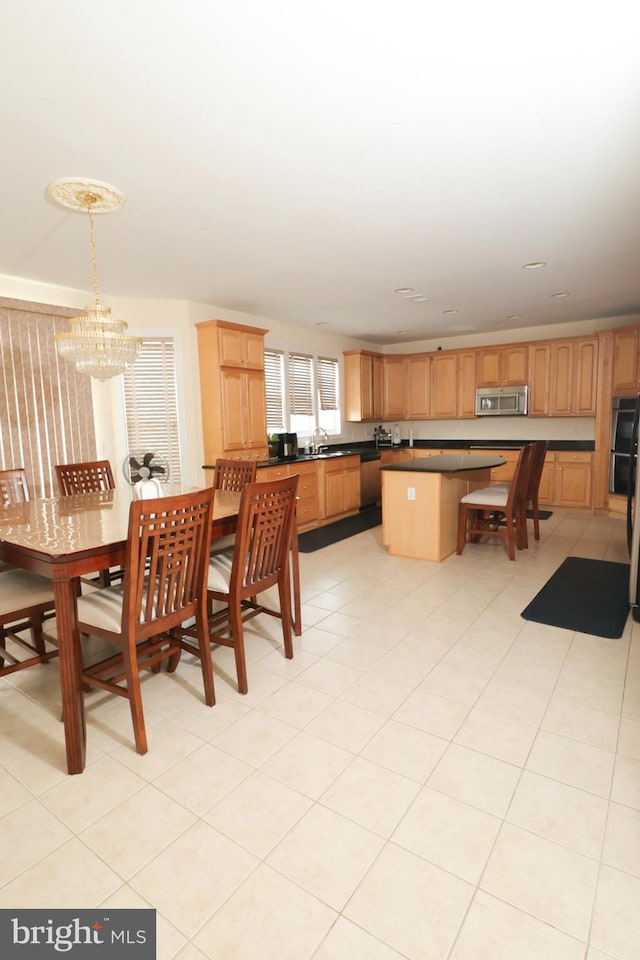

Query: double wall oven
left=610, top=396, right=639, bottom=495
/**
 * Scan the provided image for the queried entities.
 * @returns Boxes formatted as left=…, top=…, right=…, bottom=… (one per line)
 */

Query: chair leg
left=278, top=575, right=294, bottom=661
left=123, top=648, right=148, bottom=755
left=531, top=494, right=541, bottom=540
left=506, top=511, right=516, bottom=561
left=456, top=505, right=467, bottom=555
left=229, top=602, right=248, bottom=695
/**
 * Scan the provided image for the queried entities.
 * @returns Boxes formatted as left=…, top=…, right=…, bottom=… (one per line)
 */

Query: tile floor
left=1, top=509, right=640, bottom=960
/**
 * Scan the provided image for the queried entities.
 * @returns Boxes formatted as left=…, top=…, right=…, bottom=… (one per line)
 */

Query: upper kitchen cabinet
left=550, top=337, right=598, bottom=416
left=217, top=321, right=265, bottom=369
left=458, top=350, right=477, bottom=418
left=196, top=319, right=268, bottom=465
left=528, top=342, right=551, bottom=416
left=476, top=343, right=528, bottom=387
left=430, top=351, right=458, bottom=419
left=406, top=354, right=431, bottom=418
left=611, top=325, right=640, bottom=393
left=343, top=350, right=383, bottom=421
left=382, top=355, right=407, bottom=419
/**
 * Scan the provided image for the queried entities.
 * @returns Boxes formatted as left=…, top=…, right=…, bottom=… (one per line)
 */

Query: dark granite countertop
left=380, top=453, right=507, bottom=473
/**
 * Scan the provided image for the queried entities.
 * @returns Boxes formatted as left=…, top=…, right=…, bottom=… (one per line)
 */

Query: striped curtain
left=0, top=297, right=97, bottom=498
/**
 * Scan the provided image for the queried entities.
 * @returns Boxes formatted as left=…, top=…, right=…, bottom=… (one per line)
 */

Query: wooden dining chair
left=0, top=468, right=58, bottom=677
left=522, top=440, right=549, bottom=543
left=55, top=459, right=120, bottom=585
left=73, top=487, right=215, bottom=755
left=179, top=474, right=299, bottom=695
left=210, top=458, right=258, bottom=554
left=456, top=443, right=533, bottom=561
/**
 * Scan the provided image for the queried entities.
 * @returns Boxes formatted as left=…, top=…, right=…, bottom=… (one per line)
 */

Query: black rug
left=521, top=556, right=630, bottom=639
left=527, top=509, right=552, bottom=520
left=298, top=506, right=382, bottom=552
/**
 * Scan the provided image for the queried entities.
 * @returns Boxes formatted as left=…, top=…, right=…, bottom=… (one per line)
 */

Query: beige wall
left=2, top=273, right=638, bottom=483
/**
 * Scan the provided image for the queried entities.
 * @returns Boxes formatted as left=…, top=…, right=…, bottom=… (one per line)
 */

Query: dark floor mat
left=298, top=506, right=382, bottom=552
left=521, top=556, right=630, bottom=639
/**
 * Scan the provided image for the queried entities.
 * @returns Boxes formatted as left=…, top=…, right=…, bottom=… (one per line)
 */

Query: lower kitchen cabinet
left=258, top=460, right=320, bottom=529
left=539, top=451, right=592, bottom=508
left=321, top=455, right=360, bottom=521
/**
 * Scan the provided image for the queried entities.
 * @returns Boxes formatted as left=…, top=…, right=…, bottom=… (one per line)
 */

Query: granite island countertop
left=380, top=453, right=507, bottom=473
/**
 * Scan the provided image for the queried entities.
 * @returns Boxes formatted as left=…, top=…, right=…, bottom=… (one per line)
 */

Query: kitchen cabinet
left=549, top=337, right=598, bottom=416
left=528, top=343, right=551, bottom=416
left=540, top=451, right=592, bottom=508
left=457, top=350, right=477, bottom=418
left=382, top=356, right=407, bottom=419
left=197, top=319, right=268, bottom=464
left=430, top=352, right=458, bottom=419
left=476, top=344, right=527, bottom=387
left=611, top=326, right=640, bottom=393
left=343, top=350, right=383, bottom=421
left=528, top=337, right=597, bottom=417
left=260, top=460, right=320, bottom=529
left=321, top=454, right=360, bottom=520
left=406, top=355, right=430, bottom=418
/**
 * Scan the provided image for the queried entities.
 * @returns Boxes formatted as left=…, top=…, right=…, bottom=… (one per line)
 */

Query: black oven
left=610, top=396, right=640, bottom=493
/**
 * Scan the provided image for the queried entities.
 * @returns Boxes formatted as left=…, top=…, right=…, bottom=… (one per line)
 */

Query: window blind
left=318, top=356, right=339, bottom=411
left=122, top=337, right=182, bottom=483
left=288, top=352, right=314, bottom=416
left=264, top=348, right=285, bottom=431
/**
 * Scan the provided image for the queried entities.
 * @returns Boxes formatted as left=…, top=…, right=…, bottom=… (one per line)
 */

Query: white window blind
left=288, top=352, right=314, bottom=416
left=264, top=348, right=285, bottom=431
left=318, top=356, right=338, bottom=411
left=0, top=298, right=97, bottom=498
left=122, top=337, right=182, bottom=483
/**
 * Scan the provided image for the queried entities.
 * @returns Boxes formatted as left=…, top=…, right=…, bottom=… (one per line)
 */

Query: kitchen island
left=381, top=453, right=507, bottom=562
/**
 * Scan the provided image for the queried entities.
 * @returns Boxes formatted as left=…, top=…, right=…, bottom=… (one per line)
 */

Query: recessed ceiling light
left=507, top=315, right=522, bottom=320
left=522, top=261, right=546, bottom=270
left=315, top=321, right=329, bottom=326
left=443, top=309, right=458, bottom=315
left=550, top=291, right=570, bottom=298
left=405, top=294, right=428, bottom=302
left=396, top=330, right=408, bottom=335
left=394, top=287, right=414, bottom=294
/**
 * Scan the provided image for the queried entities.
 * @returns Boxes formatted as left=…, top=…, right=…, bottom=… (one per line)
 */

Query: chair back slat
left=56, top=460, right=115, bottom=495
left=213, top=458, right=257, bottom=492
left=507, top=443, right=533, bottom=510
left=526, top=441, right=548, bottom=500
left=0, top=468, right=30, bottom=506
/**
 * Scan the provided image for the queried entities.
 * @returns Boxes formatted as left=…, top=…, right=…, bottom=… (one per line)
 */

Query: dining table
left=0, top=484, right=241, bottom=774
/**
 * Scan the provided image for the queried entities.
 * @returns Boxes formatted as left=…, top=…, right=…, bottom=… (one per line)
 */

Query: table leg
left=52, top=577, right=86, bottom=774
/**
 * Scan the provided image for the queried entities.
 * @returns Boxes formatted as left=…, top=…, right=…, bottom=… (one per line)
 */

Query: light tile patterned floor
left=2, top=509, right=640, bottom=960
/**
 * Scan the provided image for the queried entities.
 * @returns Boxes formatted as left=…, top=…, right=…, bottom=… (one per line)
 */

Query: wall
left=3, top=273, right=638, bottom=478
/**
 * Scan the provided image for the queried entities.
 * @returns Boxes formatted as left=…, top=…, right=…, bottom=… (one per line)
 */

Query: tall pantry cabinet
left=196, top=319, right=269, bottom=466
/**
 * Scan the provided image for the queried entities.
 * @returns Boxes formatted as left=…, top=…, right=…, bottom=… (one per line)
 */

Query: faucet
left=311, top=426, right=330, bottom=454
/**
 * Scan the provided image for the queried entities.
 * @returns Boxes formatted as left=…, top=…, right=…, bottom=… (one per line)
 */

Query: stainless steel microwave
left=475, top=385, right=528, bottom=416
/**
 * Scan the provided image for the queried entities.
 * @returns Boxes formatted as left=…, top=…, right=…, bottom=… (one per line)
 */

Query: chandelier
left=46, top=178, right=141, bottom=380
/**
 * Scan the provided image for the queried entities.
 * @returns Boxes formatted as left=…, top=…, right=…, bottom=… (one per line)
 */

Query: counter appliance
left=610, top=396, right=636, bottom=495
left=276, top=432, right=298, bottom=460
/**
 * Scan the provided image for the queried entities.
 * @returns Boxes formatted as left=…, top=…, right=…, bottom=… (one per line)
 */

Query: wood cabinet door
left=218, top=326, right=264, bottom=369
left=612, top=328, right=639, bottom=392
left=323, top=469, right=345, bottom=519
left=457, top=351, right=477, bottom=418
left=430, top=352, right=457, bottom=418
left=344, top=465, right=361, bottom=512
left=372, top=354, right=384, bottom=419
left=406, top=355, right=430, bottom=418
left=382, top=357, right=406, bottom=418
left=528, top=342, right=551, bottom=416
left=476, top=349, right=502, bottom=387
left=502, top=345, right=528, bottom=385
left=220, top=368, right=246, bottom=450
left=573, top=338, right=598, bottom=415
left=538, top=454, right=555, bottom=503
left=245, top=369, right=267, bottom=448
left=553, top=453, right=592, bottom=507
left=550, top=341, right=574, bottom=415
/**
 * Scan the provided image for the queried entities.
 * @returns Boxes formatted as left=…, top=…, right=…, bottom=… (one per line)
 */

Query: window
left=122, top=337, right=182, bottom=483
left=0, top=297, right=97, bottom=497
left=264, top=347, right=341, bottom=439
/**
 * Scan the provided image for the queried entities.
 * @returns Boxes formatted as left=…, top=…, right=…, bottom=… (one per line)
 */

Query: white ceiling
left=2, top=1, right=639, bottom=345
